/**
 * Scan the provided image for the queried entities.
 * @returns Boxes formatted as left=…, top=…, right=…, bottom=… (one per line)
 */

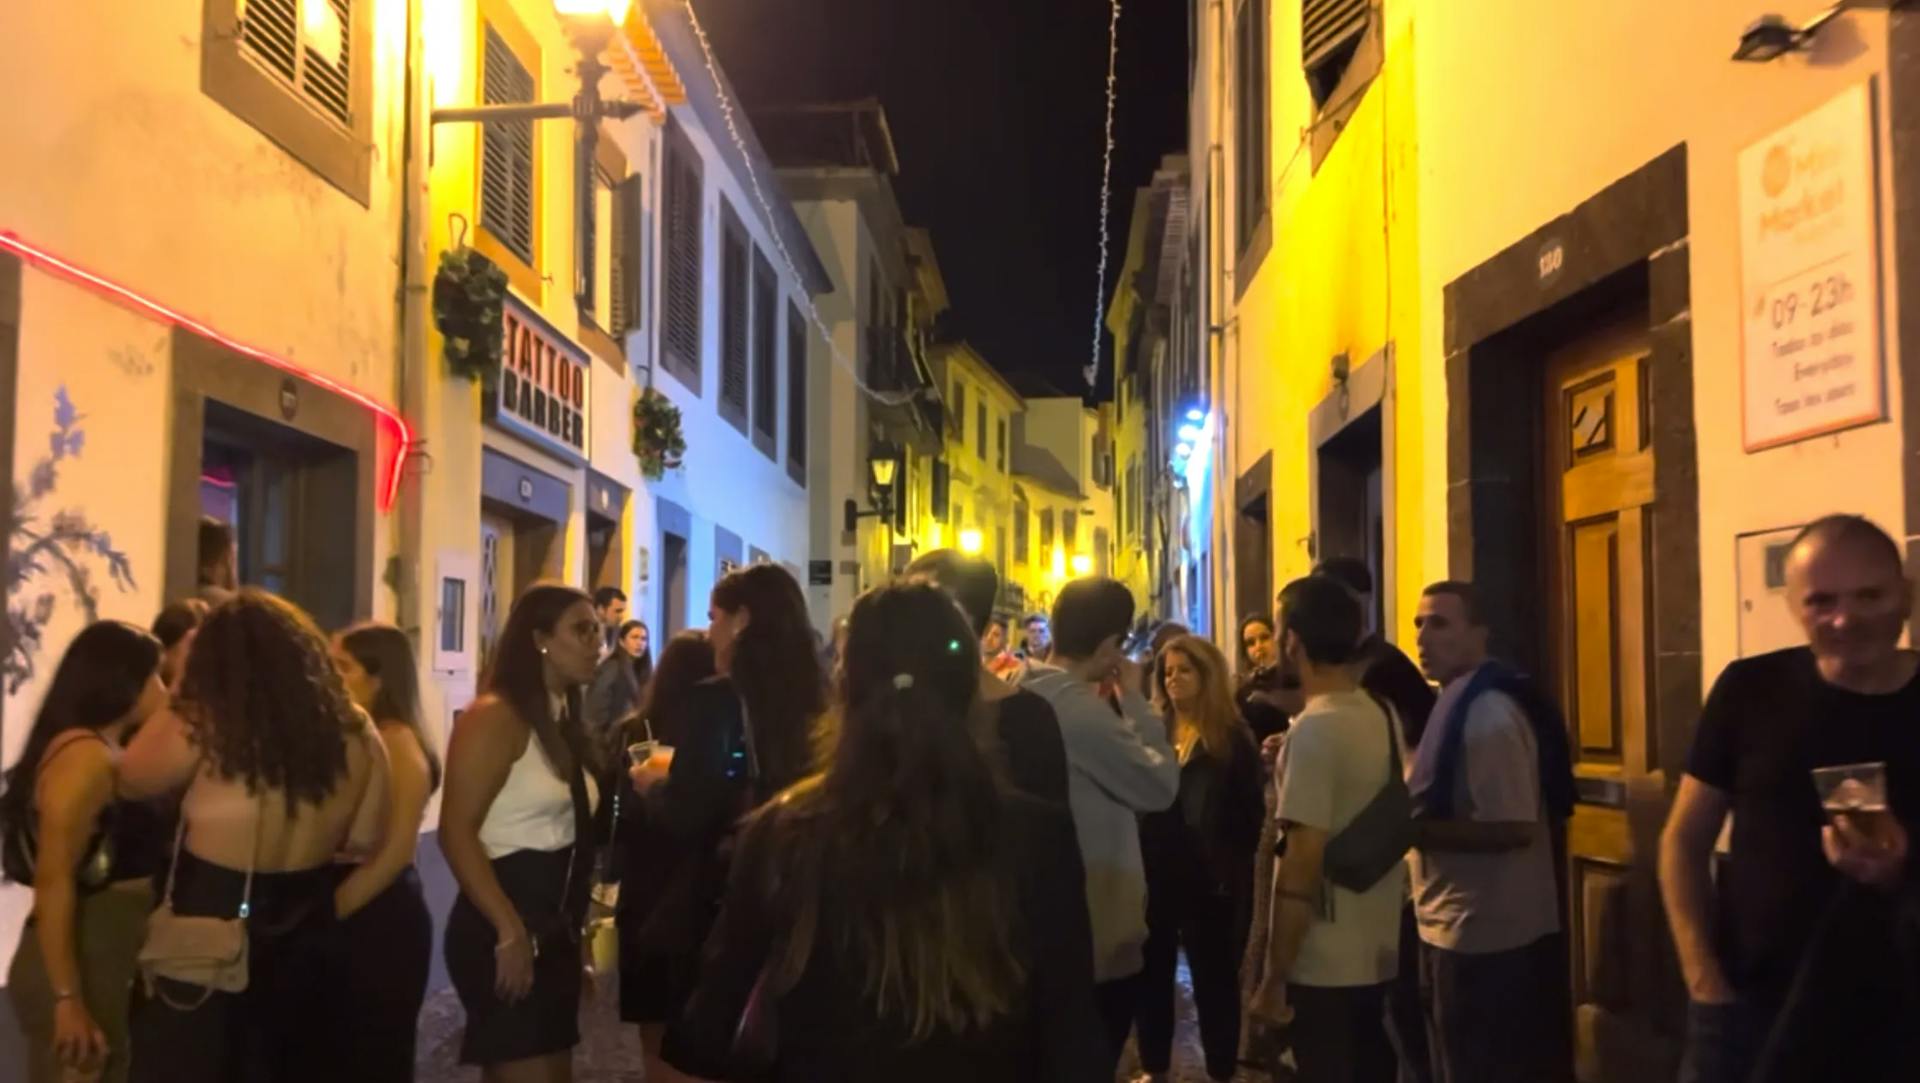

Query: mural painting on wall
left=5, top=387, right=137, bottom=691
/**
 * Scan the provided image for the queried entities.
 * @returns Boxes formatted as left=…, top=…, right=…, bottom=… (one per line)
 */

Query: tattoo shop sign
left=487, top=294, right=590, bottom=464
left=1738, top=81, right=1886, bottom=452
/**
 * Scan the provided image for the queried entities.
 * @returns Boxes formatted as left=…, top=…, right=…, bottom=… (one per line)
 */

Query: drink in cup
left=1812, top=761, right=1893, bottom=838
left=627, top=739, right=674, bottom=772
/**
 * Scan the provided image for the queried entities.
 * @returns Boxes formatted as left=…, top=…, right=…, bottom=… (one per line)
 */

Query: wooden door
left=1542, top=313, right=1671, bottom=1082
left=479, top=514, right=511, bottom=677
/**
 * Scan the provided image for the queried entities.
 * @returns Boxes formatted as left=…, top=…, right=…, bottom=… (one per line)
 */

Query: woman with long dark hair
left=1236, top=613, right=1294, bottom=743
left=585, top=619, right=648, bottom=766
left=120, top=590, right=389, bottom=1083
left=669, top=580, right=1107, bottom=1081
left=613, top=630, right=717, bottom=1082
left=438, top=584, right=604, bottom=1082
left=3, top=622, right=169, bottom=1083
left=330, top=622, right=441, bottom=1081
left=629, top=563, right=825, bottom=1080
left=150, top=599, right=209, bottom=692
left=1134, top=635, right=1265, bottom=1083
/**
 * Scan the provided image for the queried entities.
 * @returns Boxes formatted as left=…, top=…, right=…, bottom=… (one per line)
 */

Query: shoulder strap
left=1364, top=690, right=1404, bottom=780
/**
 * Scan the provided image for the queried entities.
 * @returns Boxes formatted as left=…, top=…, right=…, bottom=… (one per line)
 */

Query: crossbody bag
left=1321, top=693, right=1414, bottom=893
left=137, top=794, right=259, bottom=1010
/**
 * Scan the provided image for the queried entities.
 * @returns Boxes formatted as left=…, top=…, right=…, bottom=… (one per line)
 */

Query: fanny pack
left=1321, top=694, right=1413, bottom=893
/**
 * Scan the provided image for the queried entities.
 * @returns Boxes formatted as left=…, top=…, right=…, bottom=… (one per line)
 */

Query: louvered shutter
left=611, top=175, right=642, bottom=336
left=480, top=26, right=536, bottom=265
left=718, top=208, right=750, bottom=429
left=931, top=461, right=950, bottom=520
left=663, top=140, right=703, bottom=383
left=1302, top=0, right=1368, bottom=71
left=787, top=303, right=808, bottom=478
left=238, top=0, right=353, bottom=125
left=751, top=252, right=778, bottom=446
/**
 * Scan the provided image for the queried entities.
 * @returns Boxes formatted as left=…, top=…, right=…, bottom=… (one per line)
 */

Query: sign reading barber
left=488, top=293, right=590, bottom=464
left=1738, top=81, right=1885, bottom=452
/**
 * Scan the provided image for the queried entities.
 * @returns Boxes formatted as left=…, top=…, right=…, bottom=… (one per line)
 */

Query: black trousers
left=1095, top=972, right=1143, bottom=1072
left=1385, top=904, right=1434, bottom=1083
left=1135, top=886, right=1245, bottom=1080
left=1291, top=981, right=1397, bottom=1083
left=1420, top=934, right=1566, bottom=1083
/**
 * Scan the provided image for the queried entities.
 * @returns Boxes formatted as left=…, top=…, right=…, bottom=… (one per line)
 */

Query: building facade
left=1191, top=0, right=1920, bottom=1077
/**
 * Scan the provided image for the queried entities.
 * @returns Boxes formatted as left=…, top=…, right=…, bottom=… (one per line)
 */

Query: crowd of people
left=1, top=513, right=1917, bottom=1082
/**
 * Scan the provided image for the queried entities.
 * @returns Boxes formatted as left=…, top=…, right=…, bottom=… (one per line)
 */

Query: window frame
left=718, top=201, right=751, bottom=434
left=749, top=247, right=778, bottom=458
left=660, top=120, right=705, bottom=392
left=786, top=301, right=808, bottom=485
left=1233, top=0, right=1272, bottom=292
left=473, top=8, right=544, bottom=299
left=202, top=0, right=375, bottom=206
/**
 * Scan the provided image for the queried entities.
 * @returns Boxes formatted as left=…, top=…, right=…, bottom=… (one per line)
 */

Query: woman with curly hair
left=438, top=584, right=605, bottom=1082
left=629, top=563, right=825, bottom=1080
left=3, top=622, right=169, bottom=1083
left=669, top=579, right=1107, bottom=1081
left=119, top=590, right=389, bottom=1083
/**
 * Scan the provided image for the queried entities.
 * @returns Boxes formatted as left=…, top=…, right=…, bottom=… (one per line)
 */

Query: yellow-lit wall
left=937, top=344, right=1021, bottom=594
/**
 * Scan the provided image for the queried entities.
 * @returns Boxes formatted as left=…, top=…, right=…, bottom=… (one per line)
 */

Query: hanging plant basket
left=633, top=388, right=687, bottom=480
left=432, top=247, right=509, bottom=389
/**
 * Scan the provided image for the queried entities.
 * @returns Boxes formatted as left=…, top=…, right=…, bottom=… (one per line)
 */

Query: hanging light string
left=680, top=0, right=917, bottom=407
left=1084, top=0, right=1123, bottom=392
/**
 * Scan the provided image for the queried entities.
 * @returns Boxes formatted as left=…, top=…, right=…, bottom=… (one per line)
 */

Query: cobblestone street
left=416, top=959, right=1261, bottom=1082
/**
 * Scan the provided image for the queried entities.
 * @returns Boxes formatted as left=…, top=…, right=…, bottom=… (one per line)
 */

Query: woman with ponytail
left=665, top=580, right=1107, bottom=1082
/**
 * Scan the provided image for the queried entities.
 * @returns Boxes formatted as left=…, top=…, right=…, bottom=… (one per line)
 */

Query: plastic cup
left=1812, top=761, right=1888, bottom=815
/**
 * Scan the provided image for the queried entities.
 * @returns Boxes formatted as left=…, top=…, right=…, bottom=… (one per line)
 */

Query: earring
left=540, top=646, right=549, bottom=656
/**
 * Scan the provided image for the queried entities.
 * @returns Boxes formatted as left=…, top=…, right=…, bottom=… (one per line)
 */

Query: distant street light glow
left=553, top=0, right=631, bottom=23
left=958, top=528, right=984, bottom=555
left=1185, top=408, right=1204, bottom=422
left=1175, top=442, right=1192, bottom=457
left=1070, top=554, right=1093, bottom=576
left=1177, top=423, right=1202, bottom=442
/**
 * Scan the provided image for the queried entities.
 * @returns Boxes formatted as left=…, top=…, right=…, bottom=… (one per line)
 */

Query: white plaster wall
left=1413, top=0, right=1905, bottom=680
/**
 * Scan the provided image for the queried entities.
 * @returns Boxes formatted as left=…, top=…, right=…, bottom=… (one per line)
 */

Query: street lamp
left=1070, top=553, right=1093, bottom=576
left=433, top=1, right=646, bottom=310
left=843, top=445, right=900, bottom=532
left=958, top=528, right=984, bottom=555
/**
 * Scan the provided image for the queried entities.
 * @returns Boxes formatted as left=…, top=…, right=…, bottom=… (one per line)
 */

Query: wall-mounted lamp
left=958, top=528, right=985, bottom=555
left=1070, top=553, right=1093, bottom=576
left=843, top=444, right=901, bottom=533
left=1732, top=2, right=1858, bottom=61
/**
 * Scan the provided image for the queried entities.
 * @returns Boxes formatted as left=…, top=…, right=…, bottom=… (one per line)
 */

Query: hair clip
left=892, top=673, right=915, bottom=690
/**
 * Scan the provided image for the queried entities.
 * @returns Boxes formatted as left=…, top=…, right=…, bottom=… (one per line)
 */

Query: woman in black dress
left=668, top=579, right=1107, bottom=1081
left=627, top=563, right=825, bottom=1082
left=330, top=622, right=442, bottom=1081
left=438, top=585, right=605, bottom=1082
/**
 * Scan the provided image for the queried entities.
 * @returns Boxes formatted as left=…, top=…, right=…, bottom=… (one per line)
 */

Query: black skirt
left=335, top=863, right=433, bottom=1081
left=129, top=852, right=342, bottom=1083
left=445, top=847, right=586, bottom=1065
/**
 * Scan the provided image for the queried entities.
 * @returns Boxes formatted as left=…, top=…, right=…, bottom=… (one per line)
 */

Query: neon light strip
left=0, top=230, right=413, bottom=511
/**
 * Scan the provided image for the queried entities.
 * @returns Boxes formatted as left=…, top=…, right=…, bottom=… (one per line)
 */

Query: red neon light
left=0, top=230, right=414, bottom=511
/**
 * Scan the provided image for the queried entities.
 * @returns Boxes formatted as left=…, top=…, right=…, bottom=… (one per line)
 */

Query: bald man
left=1659, top=514, right=1919, bottom=1083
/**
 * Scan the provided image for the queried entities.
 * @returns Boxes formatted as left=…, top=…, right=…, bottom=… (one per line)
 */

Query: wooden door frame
left=1233, top=450, right=1273, bottom=626
left=1888, top=10, right=1920, bottom=599
left=1309, top=344, right=1395, bottom=633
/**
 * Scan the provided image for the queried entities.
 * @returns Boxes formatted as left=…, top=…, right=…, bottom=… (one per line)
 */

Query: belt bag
left=1322, top=694, right=1414, bottom=894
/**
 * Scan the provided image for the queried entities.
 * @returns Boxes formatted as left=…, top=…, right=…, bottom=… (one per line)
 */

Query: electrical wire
left=680, top=0, right=917, bottom=407
left=1085, top=0, right=1123, bottom=392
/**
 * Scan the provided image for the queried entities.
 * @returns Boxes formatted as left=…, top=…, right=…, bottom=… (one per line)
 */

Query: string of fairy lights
left=1085, top=0, right=1123, bottom=393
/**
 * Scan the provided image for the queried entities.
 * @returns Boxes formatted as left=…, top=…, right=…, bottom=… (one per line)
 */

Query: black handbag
left=1321, top=694, right=1414, bottom=893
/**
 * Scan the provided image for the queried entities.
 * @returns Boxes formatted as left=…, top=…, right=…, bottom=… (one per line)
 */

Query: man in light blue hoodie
left=1019, top=577, right=1180, bottom=1068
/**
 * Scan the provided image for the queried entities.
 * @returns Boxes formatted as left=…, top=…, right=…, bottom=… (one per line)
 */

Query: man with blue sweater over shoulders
left=1020, top=577, right=1179, bottom=1070
left=1408, top=580, right=1574, bottom=1083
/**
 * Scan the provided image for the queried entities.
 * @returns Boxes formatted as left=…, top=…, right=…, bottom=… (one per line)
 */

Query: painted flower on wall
left=4, top=387, right=137, bottom=692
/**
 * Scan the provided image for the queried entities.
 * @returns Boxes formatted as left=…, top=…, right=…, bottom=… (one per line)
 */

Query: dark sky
left=691, top=0, right=1190, bottom=396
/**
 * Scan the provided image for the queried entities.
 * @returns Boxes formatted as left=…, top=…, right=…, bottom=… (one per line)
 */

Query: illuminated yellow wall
left=936, top=343, right=1022, bottom=601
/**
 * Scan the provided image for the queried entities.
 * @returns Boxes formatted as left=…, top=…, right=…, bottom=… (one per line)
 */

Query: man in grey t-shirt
left=1408, top=582, right=1569, bottom=1083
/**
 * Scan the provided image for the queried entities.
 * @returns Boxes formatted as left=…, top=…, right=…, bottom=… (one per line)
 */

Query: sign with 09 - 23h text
left=1738, top=81, right=1885, bottom=452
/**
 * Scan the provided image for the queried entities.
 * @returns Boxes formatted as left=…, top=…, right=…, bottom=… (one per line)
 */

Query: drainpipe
left=394, top=0, right=430, bottom=640
left=1208, top=0, right=1229, bottom=632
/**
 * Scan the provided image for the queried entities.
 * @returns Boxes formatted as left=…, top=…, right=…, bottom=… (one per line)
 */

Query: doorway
left=660, top=531, right=689, bottom=638
left=1234, top=452, right=1272, bottom=628
left=1317, top=405, right=1384, bottom=635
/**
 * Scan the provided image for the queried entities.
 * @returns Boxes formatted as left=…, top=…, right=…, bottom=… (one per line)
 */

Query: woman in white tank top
left=438, top=584, right=605, bottom=1082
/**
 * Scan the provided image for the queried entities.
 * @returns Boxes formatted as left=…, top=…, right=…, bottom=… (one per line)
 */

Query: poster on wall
left=1738, top=81, right=1886, bottom=452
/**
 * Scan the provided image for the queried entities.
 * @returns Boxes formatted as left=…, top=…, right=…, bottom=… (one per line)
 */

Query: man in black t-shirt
left=1659, top=515, right=1919, bottom=1083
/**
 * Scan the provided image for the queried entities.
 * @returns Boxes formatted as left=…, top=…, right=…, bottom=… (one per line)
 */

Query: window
left=996, top=418, right=1007, bottom=472
left=1013, top=497, right=1030, bottom=564
left=1095, top=527, right=1112, bottom=577
left=661, top=125, right=704, bottom=388
left=1234, top=0, right=1269, bottom=258
left=1303, top=0, right=1369, bottom=106
left=976, top=403, right=987, bottom=460
left=751, top=250, right=777, bottom=456
left=950, top=380, right=966, bottom=438
left=202, top=0, right=373, bottom=203
left=582, top=137, right=640, bottom=351
left=480, top=24, right=537, bottom=268
left=719, top=203, right=750, bottom=432
left=1063, top=510, right=1078, bottom=551
left=1039, top=509, right=1055, bottom=551
left=786, top=302, right=807, bottom=484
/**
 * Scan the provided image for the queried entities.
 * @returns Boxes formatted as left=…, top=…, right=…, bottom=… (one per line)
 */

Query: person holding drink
left=1659, top=515, right=1920, bottom=1083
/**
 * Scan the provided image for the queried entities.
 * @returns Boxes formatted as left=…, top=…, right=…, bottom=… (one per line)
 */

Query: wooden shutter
left=931, top=460, right=950, bottom=519
left=787, top=303, right=807, bottom=479
left=751, top=250, right=777, bottom=448
left=951, top=381, right=966, bottom=438
left=662, top=137, right=702, bottom=383
left=480, top=25, right=535, bottom=265
left=610, top=175, right=642, bottom=336
left=718, top=205, right=749, bottom=430
left=239, top=0, right=352, bottom=125
left=1302, top=0, right=1368, bottom=70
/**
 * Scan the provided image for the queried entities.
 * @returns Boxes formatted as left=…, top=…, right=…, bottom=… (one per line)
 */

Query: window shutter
left=787, top=303, right=808, bottom=479
left=1302, top=0, right=1368, bottom=71
left=718, top=207, right=749, bottom=430
left=239, top=0, right=352, bottom=126
left=931, top=460, right=950, bottom=519
left=480, top=25, right=536, bottom=265
left=610, top=175, right=642, bottom=336
left=751, top=250, right=777, bottom=447
left=663, top=138, right=703, bottom=383
left=950, top=381, right=966, bottom=438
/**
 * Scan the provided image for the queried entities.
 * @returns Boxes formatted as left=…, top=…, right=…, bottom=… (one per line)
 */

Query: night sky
left=691, top=0, right=1190, bottom=397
